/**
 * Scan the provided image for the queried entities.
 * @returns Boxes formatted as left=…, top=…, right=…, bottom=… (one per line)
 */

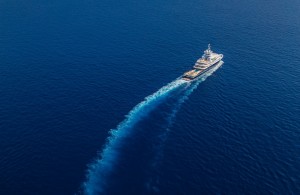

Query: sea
left=0, top=0, right=299, bottom=194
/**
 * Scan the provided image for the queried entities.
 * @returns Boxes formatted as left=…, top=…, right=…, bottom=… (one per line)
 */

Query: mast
left=203, top=44, right=212, bottom=60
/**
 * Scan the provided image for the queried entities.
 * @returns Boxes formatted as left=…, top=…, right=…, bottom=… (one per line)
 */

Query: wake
left=82, top=62, right=223, bottom=195
left=82, top=79, right=188, bottom=194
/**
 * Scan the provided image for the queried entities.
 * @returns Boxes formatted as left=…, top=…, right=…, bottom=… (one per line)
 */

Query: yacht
left=182, top=44, right=223, bottom=81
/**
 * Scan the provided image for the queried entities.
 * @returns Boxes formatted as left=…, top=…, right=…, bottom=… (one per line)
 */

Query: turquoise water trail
left=82, top=79, right=187, bottom=194
left=83, top=62, right=223, bottom=195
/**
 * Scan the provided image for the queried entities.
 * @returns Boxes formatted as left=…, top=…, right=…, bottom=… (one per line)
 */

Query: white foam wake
left=82, top=79, right=187, bottom=195
left=83, top=61, right=223, bottom=195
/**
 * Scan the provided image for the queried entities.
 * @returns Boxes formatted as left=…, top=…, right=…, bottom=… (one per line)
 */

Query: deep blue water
left=0, top=0, right=300, bottom=194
